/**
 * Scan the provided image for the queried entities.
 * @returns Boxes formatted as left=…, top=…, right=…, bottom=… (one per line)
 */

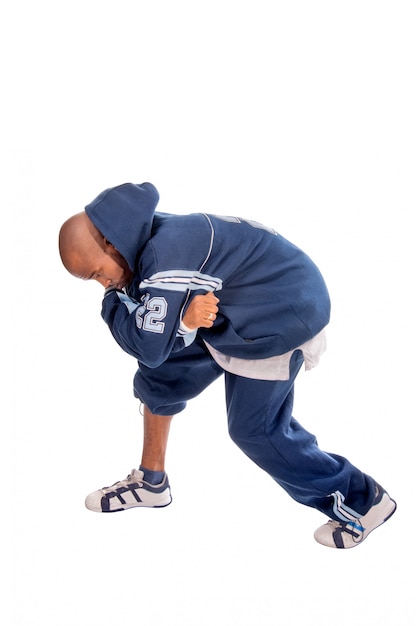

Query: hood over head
left=85, top=182, right=159, bottom=271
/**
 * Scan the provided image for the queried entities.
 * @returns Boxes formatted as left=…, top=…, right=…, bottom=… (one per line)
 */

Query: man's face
left=74, top=243, right=134, bottom=290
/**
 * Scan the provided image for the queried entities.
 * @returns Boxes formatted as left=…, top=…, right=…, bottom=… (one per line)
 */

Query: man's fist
left=182, top=292, right=220, bottom=330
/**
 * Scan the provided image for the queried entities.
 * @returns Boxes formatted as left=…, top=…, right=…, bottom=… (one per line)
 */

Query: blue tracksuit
left=85, top=182, right=376, bottom=519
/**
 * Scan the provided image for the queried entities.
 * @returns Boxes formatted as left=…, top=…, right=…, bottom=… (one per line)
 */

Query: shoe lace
left=332, top=519, right=364, bottom=545
left=100, top=470, right=143, bottom=494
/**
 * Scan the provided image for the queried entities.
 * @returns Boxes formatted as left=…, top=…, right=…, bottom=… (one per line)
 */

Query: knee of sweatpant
left=227, top=411, right=264, bottom=451
left=226, top=379, right=273, bottom=450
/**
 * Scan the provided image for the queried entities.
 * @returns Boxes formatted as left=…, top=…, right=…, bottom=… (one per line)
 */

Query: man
left=59, top=181, right=396, bottom=548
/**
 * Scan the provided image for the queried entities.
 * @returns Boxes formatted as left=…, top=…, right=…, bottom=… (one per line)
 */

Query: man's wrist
left=179, top=320, right=196, bottom=334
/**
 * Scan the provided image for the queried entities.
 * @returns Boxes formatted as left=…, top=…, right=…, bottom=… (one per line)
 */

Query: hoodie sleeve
left=101, top=288, right=196, bottom=367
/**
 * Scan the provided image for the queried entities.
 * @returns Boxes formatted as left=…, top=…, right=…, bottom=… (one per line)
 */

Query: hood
left=85, top=182, right=159, bottom=271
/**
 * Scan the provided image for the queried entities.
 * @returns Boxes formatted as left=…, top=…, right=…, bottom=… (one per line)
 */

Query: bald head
left=58, top=212, right=133, bottom=289
left=58, top=212, right=103, bottom=275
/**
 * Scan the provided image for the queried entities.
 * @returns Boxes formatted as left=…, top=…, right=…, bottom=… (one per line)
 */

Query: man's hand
left=182, top=292, right=220, bottom=330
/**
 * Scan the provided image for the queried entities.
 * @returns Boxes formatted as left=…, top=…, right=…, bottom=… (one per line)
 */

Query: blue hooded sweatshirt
left=85, top=182, right=331, bottom=369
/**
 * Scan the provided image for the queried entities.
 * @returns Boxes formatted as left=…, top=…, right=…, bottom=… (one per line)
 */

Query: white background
left=3, top=1, right=415, bottom=624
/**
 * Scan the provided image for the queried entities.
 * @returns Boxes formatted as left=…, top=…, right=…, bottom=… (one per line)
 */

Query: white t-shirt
left=203, top=328, right=327, bottom=381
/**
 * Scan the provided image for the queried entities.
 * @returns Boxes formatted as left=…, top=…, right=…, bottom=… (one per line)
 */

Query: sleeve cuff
left=177, top=321, right=197, bottom=347
left=179, top=320, right=195, bottom=334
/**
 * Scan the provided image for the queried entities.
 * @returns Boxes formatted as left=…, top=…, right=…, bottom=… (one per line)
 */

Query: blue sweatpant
left=134, top=338, right=376, bottom=519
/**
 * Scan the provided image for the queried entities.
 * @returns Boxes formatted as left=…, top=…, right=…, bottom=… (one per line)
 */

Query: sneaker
left=85, top=469, right=172, bottom=513
left=314, top=484, right=397, bottom=549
